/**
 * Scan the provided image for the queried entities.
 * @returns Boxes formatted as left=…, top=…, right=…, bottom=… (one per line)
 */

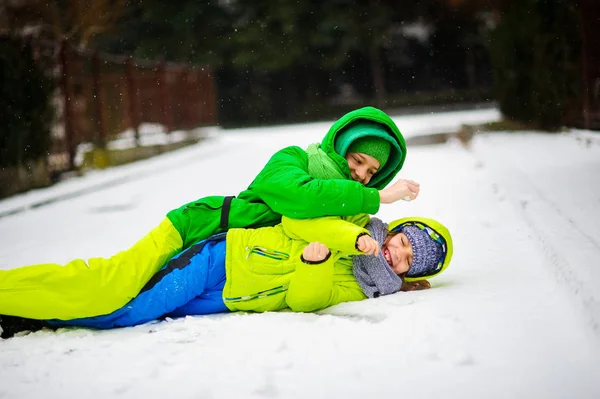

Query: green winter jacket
left=167, top=107, right=407, bottom=249
left=222, top=215, right=453, bottom=313
left=223, top=214, right=371, bottom=313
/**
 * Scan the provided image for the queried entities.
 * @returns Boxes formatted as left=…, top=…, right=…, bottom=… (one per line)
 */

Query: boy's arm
left=281, top=215, right=369, bottom=255
left=248, top=146, right=381, bottom=218
left=286, top=252, right=366, bottom=313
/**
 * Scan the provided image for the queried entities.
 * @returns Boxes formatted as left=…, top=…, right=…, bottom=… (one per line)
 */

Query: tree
left=489, top=0, right=580, bottom=129
left=0, top=36, right=55, bottom=168
left=104, top=0, right=233, bottom=65
left=84, top=0, right=498, bottom=125
left=2, top=0, right=126, bottom=47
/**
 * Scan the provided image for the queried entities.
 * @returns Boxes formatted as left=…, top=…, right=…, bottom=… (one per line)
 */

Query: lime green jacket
left=223, top=214, right=371, bottom=313
left=222, top=214, right=454, bottom=313
left=167, top=107, right=407, bottom=249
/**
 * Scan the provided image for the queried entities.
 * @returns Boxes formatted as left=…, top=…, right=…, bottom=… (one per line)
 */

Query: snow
left=73, top=123, right=220, bottom=167
left=1, top=108, right=599, bottom=399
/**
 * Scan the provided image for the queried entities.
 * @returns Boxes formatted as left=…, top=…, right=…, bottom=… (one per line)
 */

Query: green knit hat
left=334, top=121, right=393, bottom=169
left=347, top=137, right=391, bottom=168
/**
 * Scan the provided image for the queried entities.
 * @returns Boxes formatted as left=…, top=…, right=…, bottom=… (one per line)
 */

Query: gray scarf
left=352, top=217, right=403, bottom=298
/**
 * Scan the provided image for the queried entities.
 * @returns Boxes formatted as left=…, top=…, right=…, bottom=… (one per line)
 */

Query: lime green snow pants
left=0, top=218, right=183, bottom=320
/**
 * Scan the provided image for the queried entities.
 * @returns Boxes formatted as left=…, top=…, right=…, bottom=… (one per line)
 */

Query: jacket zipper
left=245, top=246, right=290, bottom=261
left=225, top=284, right=289, bottom=303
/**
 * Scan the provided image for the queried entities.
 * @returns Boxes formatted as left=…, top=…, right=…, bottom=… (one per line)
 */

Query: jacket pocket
left=246, top=246, right=290, bottom=261
left=224, top=284, right=289, bottom=303
left=182, top=196, right=224, bottom=213
left=244, top=246, right=295, bottom=276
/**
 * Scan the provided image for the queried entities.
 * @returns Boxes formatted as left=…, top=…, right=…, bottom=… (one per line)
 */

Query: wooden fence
left=29, top=38, right=218, bottom=173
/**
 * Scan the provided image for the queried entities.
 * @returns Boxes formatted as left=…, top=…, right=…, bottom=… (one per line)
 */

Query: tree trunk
left=369, top=45, right=386, bottom=108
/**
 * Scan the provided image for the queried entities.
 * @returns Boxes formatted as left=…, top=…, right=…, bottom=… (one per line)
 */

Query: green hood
left=388, top=216, right=454, bottom=282
left=320, top=106, right=407, bottom=190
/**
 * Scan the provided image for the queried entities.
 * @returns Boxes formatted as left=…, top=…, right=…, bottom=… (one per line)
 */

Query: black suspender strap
left=219, top=196, right=235, bottom=231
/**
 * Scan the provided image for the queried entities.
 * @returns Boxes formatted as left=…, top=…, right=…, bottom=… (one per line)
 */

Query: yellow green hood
left=388, top=216, right=454, bottom=282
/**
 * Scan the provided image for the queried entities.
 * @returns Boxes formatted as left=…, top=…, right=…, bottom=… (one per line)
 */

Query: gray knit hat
left=403, top=225, right=443, bottom=277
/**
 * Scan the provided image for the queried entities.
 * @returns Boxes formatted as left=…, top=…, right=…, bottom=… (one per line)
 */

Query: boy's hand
left=302, top=242, right=331, bottom=263
left=357, top=235, right=380, bottom=256
left=379, top=179, right=420, bottom=204
left=401, top=280, right=431, bottom=291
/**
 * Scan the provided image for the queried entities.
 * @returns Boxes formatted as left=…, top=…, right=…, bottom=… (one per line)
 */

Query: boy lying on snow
left=0, top=214, right=453, bottom=338
left=1, top=106, right=422, bottom=322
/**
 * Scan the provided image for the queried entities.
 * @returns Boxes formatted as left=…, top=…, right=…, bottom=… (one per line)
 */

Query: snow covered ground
left=1, top=108, right=599, bottom=399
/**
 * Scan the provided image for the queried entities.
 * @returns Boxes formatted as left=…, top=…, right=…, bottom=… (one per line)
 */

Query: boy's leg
left=0, top=315, right=52, bottom=339
left=166, top=239, right=228, bottom=318
left=166, top=289, right=227, bottom=317
left=0, top=218, right=183, bottom=320
left=46, top=237, right=228, bottom=330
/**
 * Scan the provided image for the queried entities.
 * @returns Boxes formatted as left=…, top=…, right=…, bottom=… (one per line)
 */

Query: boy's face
left=345, top=152, right=380, bottom=185
left=383, top=232, right=413, bottom=275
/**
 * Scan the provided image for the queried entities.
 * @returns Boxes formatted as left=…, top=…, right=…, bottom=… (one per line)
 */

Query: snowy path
left=1, top=109, right=599, bottom=399
left=472, top=132, right=600, bottom=333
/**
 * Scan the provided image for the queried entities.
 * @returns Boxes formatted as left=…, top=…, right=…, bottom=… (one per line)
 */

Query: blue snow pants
left=47, top=234, right=229, bottom=330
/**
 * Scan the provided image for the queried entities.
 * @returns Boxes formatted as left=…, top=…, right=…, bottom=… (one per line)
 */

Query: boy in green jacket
left=0, top=107, right=420, bottom=320
left=169, top=106, right=416, bottom=247
left=0, top=214, right=453, bottom=337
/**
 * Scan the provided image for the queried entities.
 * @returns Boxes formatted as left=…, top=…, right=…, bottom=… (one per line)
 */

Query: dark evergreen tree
left=88, top=0, right=495, bottom=126
left=0, top=36, right=55, bottom=168
left=489, top=0, right=580, bottom=129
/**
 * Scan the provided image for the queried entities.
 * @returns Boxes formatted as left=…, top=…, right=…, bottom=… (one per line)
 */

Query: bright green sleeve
left=245, top=146, right=380, bottom=219
left=286, top=256, right=366, bottom=312
left=281, top=215, right=368, bottom=255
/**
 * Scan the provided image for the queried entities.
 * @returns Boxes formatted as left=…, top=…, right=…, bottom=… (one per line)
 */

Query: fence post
left=206, top=67, right=218, bottom=125
left=91, top=50, right=106, bottom=148
left=125, top=56, right=140, bottom=146
left=158, top=61, right=174, bottom=133
left=59, top=39, right=75, bottom=170
left=91, top=50, right=108, bottom=168
left=184, top=65, right=195, bottom=130
left=27, top=35, right=39, bottom=62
